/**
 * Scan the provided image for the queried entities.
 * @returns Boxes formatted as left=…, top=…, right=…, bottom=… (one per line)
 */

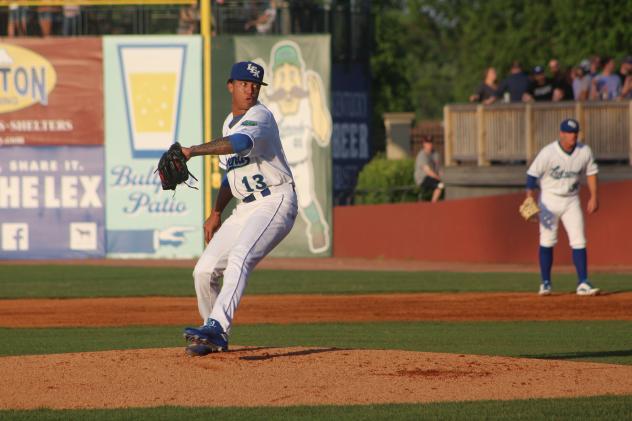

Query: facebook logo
left=2, top=223, right=29, bottom=251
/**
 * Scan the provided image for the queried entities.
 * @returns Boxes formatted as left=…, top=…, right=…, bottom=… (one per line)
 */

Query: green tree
left=370, top=0, right=632, bottom=151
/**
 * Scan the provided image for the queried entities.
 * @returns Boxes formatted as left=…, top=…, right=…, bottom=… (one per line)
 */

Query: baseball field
left=1, top=259, right=631, bottom=420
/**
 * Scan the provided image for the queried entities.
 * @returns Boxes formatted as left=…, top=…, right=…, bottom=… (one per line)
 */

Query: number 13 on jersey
left=241, top=174, right=267, bottom=192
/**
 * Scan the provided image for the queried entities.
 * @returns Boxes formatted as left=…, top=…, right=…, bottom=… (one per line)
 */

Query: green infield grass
left=0, top=265, right=630, bottom=298
left=1, top=395, right=631, bottom=420
left=2, top=321, right=631, bottom=365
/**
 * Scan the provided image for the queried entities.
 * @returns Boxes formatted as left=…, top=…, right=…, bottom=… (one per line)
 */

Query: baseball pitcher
left=168, top=61, right=298, bottom=356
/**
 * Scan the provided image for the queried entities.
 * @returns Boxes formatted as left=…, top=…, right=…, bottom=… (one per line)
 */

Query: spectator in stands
left=549, top=58, right=573, bottom=100
left=621, top=73, right=632, bottom=99
left=572, top=59, right=592, bottom=101
left=244, top=0, right=277, bottom=35
left=589, top=55, right=601, bottom=77
left=62, top=5, right=81, bottom=36
left=591, top=57, right=621, bottom=100
left=414, top=136, right=444, bottom=203
left=469, top=67, right=497, bottom=104
left=37, top=6, right=57, bottom=37
left=177, top=4, right=200, bottom=34
left=620, top=57, right=632, bottom=99
left=488, top=61, right=530, bottom=104
left=7, top=3, right=29, bottom=37
left=617, top=56, right=631, bottom=85
left=524, top=65, right=558, bottom=102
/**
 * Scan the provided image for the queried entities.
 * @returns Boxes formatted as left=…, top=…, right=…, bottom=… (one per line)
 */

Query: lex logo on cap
left=247, top=63, right=261, bottom=78
left=229, top=61, right=268, bottom=86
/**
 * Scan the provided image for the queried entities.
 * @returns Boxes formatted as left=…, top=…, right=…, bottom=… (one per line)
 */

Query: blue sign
left=331, top=63, right=372, bottom=205
left=0, top=146, right=105, bottom=259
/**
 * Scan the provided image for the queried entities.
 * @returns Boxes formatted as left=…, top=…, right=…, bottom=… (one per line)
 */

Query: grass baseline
left=1, top=396, right=632, bottom=420
left=1, top=320, right=631, bottom=365
left=0, top=265, right=630, bottom=298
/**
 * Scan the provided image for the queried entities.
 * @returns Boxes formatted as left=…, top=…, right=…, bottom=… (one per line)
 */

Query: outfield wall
left=333, top=180, right=632, bottom=266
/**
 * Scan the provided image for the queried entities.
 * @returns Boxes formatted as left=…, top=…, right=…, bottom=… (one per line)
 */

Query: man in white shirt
left=526, top=118, right=599, bottom=296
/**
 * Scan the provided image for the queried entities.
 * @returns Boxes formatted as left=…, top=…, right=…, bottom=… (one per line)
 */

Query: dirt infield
left=1, top=347, right=632, bottom=410
left=2, top=257, right=631, bottom=409
left=1, top=292, right=632, bottom=328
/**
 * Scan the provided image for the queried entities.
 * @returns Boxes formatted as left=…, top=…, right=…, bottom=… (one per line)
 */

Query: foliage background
left=354, top=154, right=418, bottom=204
left=370, top=0, right=632, bottom=128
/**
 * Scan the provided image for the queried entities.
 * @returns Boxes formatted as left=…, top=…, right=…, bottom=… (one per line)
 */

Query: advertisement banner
left=0, top=146, right=105, bottom=259
left=331, top=63, right=372, bottom=205
left=0, top=38, right=103, bottom=146
left=234, top=35, right=332, bottom=256
left=103, top=36, right=203, bottom=259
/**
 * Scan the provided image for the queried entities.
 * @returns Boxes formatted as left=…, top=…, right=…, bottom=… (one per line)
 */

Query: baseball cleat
left=538, top=282, right=552, bottom=296
left=183, top=318, right=229, bottom=351
left=185, top=343, right=215, bottom=357
left=576, top=281, right=600, bottom=296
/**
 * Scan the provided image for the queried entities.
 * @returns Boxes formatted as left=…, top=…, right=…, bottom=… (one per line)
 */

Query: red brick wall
left=333, top=180, right=632, bottom=266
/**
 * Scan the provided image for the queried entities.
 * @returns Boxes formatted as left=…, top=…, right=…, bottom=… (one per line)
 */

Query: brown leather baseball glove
left=155, top=142, right=198, bottom=191
left=519, top=196, right=540, bottom=222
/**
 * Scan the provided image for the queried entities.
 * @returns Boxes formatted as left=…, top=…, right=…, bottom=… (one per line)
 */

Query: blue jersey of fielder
left=219, top=102, right=294, bottom=200
left=527, top=141, right=598, bottom=197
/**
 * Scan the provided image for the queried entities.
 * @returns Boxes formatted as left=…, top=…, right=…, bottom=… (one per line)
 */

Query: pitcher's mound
left=2, top=346, right=632, bottom=409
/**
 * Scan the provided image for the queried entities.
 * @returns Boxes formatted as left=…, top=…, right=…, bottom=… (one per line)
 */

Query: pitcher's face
left=229, top=80, right=261, bottom=114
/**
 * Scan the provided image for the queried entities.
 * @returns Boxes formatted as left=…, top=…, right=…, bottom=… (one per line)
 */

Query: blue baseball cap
left=228, top=61, right=267, bottom=86
left=560, top=118, right=580, bottom=133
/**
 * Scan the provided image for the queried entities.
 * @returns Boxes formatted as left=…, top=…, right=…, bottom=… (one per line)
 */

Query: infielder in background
left=526, top=118, right=600, bottom=296
left=180, top=61, right=298, bottom=355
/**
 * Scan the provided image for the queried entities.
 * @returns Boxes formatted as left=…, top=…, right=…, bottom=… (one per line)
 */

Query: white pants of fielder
left=193, top=185, right=298, bottom=333
left=539, top=192, right=586, bottom=248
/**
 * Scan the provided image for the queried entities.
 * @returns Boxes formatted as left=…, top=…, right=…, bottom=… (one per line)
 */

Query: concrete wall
left=333, top=180, right=632, bottom=266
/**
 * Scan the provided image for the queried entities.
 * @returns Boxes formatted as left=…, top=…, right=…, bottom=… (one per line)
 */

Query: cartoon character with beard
left=260, top=40, right=332, bottom=253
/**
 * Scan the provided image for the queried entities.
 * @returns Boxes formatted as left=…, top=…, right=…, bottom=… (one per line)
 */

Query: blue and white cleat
left=185, top=343, right=215, bottom=357
left=183, top=318, right=229, bottom=352
left=538, top=281, right=552, bottom=296
left=576, top=281, right=600, bottom=296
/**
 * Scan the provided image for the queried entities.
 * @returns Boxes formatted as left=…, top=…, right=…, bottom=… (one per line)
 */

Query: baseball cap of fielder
left=228, top=61, right=268, bottom=86
left=533, top=65, right=545, bottom=74
left=560, top=118, right=580, bottom=133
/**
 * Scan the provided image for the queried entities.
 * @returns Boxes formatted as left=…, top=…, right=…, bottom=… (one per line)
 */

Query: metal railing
left=443, top=100, right=632, bottom=166
left=0, top=1, right=372, bottom=61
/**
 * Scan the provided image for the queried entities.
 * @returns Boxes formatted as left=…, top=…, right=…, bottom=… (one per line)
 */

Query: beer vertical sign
left=103, top=36, right=204, bottom=259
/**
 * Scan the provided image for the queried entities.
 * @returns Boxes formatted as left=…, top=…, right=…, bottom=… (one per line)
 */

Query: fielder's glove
left=519, top=196, right=540, bottom=222
left=155, top=142, right=198, bottom=191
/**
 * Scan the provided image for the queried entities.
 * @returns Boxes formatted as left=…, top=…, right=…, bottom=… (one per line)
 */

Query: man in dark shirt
left=617, top=56, right=631, bottom=86
left=488, top=61, right=530, bottom=104
left=525, top=65, right=555, bottom=101
left=549, top=58, right=573, bottom=100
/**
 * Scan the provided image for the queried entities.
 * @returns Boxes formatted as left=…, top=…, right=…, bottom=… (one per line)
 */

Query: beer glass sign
left=118, top=45, right=186, bottom=158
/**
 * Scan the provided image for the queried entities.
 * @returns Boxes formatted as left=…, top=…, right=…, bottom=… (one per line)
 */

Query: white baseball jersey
left=219, top=102, right=294, bottom=200
left=527, top=141, right=598, bottom=196
left=194, top=101, right=298, bottom=334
